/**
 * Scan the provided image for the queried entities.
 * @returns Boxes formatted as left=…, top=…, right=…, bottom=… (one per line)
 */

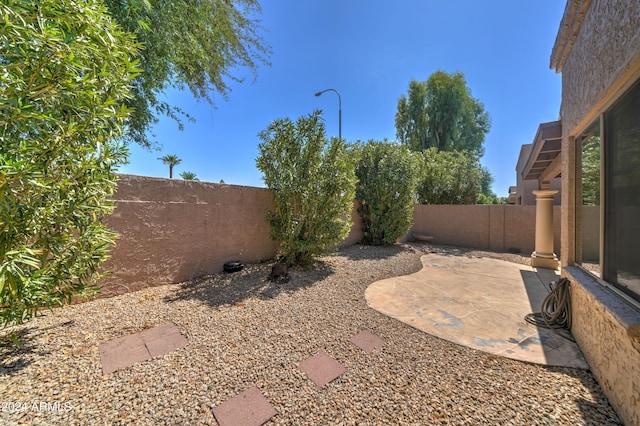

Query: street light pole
left=314, top=88, right=341, bottom=141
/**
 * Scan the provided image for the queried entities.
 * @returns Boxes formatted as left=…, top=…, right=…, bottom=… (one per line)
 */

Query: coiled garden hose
left=525, top=278, right=574, bottom=342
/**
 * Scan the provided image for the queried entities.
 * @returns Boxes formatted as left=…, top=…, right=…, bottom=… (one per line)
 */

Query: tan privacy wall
left=99, top=175, right=279, bottom=298
left=100, top=176, right=563, bottom=298
left=411, top=205, right=561, bottom=255
left=339, top=200, right=364, bottom=248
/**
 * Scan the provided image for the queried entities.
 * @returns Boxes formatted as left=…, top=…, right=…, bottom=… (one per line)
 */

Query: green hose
left=525, top=278, right=574, bottom=342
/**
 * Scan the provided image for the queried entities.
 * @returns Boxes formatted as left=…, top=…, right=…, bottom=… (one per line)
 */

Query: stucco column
left=531, top=189, right=559, bottom=269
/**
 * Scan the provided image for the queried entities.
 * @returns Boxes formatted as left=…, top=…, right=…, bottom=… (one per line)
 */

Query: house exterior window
left=603, top=79, right=640, bottom=302
left=577, top=79, right=640, bottom=303
left=576, top=119, right=601, bottom=276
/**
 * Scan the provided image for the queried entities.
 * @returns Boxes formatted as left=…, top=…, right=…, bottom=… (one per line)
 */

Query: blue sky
left=119, top=0, right=566, bottom=197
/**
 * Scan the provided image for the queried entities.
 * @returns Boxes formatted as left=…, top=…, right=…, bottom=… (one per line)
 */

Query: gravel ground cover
left=0, top=243, right=622, bottom=425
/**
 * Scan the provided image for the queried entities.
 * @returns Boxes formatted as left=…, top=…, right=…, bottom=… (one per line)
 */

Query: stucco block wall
left=339, top=201, right=364, bottom=248
left=412, top=205, right=488, bottom=249
left=101, top=177, right=568, bottom=300
left=559, top=0, right=640, bottom=134
left=100, top=175, right=279, bottom=298
left=566, top=267, right=640, bottom=426
left=411, top=205, right=561, bottom=255
left=556, top=1, right=640, bottom=424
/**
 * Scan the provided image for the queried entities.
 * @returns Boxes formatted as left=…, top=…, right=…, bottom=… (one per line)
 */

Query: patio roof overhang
left=521, top=120, right=562, bottom=182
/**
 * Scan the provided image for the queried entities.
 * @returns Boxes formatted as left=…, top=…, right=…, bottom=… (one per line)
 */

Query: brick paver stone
left=99, top=323, right=188, bottom=374
left=99, top=333, right=149, bottom=375
left=139, top=322, right=188, bottom=357
left=350, top=330, right=385, bottom=353
left=299, top=351, right=346, bottom=388
left=212, top=386, right=276, bottom=426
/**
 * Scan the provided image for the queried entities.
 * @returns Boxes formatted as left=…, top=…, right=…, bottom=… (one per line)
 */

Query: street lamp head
left=313, top=88, right=341, bottom=140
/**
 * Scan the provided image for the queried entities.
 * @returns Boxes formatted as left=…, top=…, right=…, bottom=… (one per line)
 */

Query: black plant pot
left=223, top=261, right=244, bottom=273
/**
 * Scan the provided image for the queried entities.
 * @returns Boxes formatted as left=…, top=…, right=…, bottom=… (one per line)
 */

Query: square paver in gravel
left=350, top=330, right=385, bottom=353
left=299, top=351, right=346, bottom=388
left=139, top=322, right=188, bottom=357
left=99, top=322, right=187, bottom=375
left=99, top=333, right=150, bottom=375
left=212, top=386, right=276, bottom=426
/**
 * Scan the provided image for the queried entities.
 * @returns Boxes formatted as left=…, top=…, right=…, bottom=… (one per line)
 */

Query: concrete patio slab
left=99, top=323, right=188, bottom=374
left=299, top=351, right=346, bottom=388
left=212, top=386, right=276, bottom=426
left=365, top=254, right=588, bottom=369
left=350, top=330, right=384, bottom=353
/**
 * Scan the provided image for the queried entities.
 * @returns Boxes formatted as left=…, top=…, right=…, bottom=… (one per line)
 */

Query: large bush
left=0, top=0, right=140, bottom=324
left=417, top=148, right=483, bottom=204
left=256, top=110, right=356, bottom=266
left=354, top=141, right=421, bottom=245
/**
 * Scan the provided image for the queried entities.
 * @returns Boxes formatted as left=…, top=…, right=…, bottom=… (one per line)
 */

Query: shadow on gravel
left=164, top=260, right=334, bottom=308
left=410, top=242, right=532, bottom=264
left=0, top=320, right=73, bottom=376
left=545, top=365, right=623, bottom=425
left=341, top=241, right=513, bottom=263
left=340, top=242, right=412, bottom=261
left=411, top=242, right=489, bottom=258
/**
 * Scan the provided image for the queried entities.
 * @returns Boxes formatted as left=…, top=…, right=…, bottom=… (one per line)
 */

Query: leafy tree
left=475, top=167, right=506, bottom=204
left=395, top=71, right=490, bottom=158
left=581, top=135, right=600, bottom=206
left=103, top=0, right=271, bottom=149
left=477, top=194, right=508, bottom=205
left=180, top=171, right=199, bottom=181
left=354, top=141, right=421, bottom=245
left=256, top=110, right=356, bottom=266
left=417, top=148, right=484, bottom=204
left=480, top=167, right=494, bottom=197
left=158, top=154, right=182, bottom=178
left=0, top=0, right=139, bottom=325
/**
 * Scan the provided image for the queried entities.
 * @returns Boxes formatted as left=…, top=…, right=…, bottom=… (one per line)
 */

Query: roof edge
left=521, top=121, right=563, bottom=182
left=550, top=0, right=593, bottom=73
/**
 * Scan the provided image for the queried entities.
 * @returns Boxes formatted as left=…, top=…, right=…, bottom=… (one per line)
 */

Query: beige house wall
left=516, top=178, right=561, bottom=206
left=555, top=0, right=640, bottom=424
left=514, top=144, right=562, bottom=205
left=557, top=1, right=640, bottom=138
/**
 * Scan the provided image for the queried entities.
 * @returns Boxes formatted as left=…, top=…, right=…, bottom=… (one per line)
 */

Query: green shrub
left=417, top=148, right=483, bottom=204
left=354, top=141, right=421, bottom=245
left=256, top=110, right=356, bottom=266
left=0, top=0, right=140, bottom=324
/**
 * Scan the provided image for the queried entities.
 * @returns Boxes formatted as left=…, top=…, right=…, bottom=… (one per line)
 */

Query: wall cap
left=564, top=266, right=640, bottom=338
